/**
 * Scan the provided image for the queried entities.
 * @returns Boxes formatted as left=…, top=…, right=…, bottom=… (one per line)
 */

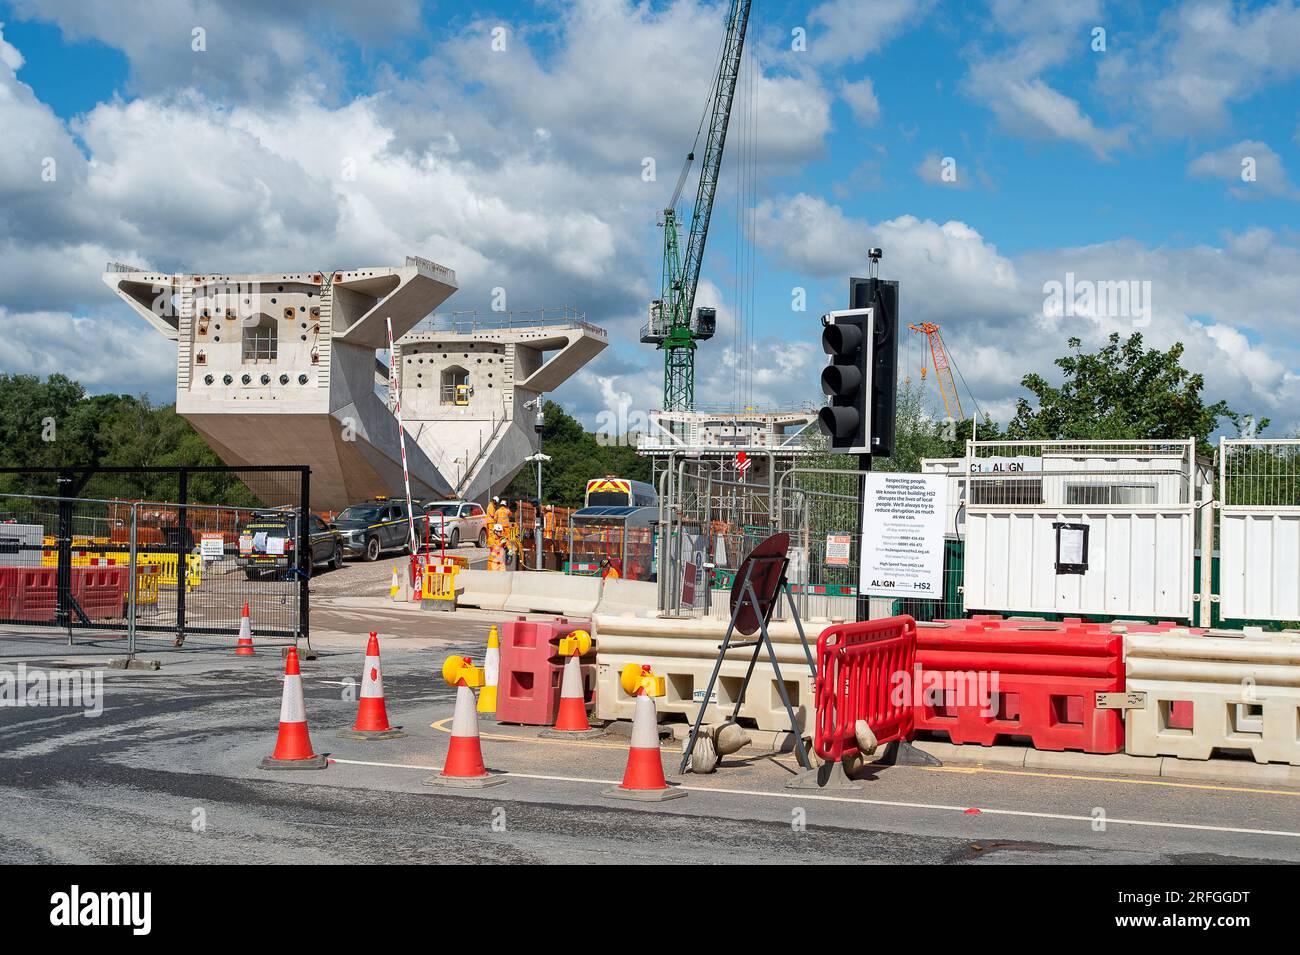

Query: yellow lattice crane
left=908, top=322, right=966, bottom=421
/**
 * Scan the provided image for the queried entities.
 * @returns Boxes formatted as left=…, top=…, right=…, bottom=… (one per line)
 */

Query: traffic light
left=817, top=277, right=899, bottom=457
left=817, top=309, right=871, bottom=453
left=851, top=276, right=899, bottom=458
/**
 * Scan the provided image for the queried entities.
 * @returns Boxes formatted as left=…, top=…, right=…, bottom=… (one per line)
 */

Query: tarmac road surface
left=0, top=622, right=1297, bottom=865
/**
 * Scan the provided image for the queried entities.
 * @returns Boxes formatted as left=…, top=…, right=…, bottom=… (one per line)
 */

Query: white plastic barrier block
left=593, top=613, right=817, bottom=732
left=456, top=568, right=514, bottom=611
left=1125, top=629, right=1300, bottom=766
left=593, top=578, right=657, bottom=617
left=503, top=571, right=602, bottom=617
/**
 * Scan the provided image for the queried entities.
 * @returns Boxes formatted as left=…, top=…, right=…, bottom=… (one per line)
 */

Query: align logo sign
left=49, top=885, right=151, bottom=936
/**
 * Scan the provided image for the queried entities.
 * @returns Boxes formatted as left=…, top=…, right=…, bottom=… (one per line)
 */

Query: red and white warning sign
left=825, top=534, right=851, bottom=566
left=735, top=451, right=751, bottom=482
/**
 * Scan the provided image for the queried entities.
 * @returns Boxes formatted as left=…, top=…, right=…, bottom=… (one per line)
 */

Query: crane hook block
left=442, top=655, right=484, bottom=689
left=620, top=663, right=665, bottom=699
left=557, top=629, right=592, bottom=658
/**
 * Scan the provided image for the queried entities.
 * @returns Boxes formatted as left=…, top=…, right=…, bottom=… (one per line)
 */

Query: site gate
left=0, top=466, right=312, bottom=657
left=1218, top=437, right=1300, bottom=622
left=657, top=456, right=938, bottom=622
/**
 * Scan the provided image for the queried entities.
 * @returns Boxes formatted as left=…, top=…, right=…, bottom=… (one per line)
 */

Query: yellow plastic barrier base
left=422, top=564, right=459, bottom=611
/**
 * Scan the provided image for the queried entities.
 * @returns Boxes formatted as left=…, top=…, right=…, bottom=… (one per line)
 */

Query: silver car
left=421, top=500, right=488, bottom=548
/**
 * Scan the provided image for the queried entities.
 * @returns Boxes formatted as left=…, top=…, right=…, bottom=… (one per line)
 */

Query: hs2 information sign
left=859, top=472, right=948, bottom=599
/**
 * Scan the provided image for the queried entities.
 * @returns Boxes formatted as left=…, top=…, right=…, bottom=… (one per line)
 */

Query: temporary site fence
left=0, top=466, right=312, bottom=659
left=650, top=438, right=1300, bottom=630
left=960, top=440, right=1200, bottom=622
left=1218, top=438, right=1300, bottom=622
left=657, top=457, right=870, bottom=622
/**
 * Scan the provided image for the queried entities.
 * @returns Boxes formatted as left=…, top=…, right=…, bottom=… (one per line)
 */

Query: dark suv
left=334, top=498, right=428, bottom=561
left=237, top=510, right=344, bottom=580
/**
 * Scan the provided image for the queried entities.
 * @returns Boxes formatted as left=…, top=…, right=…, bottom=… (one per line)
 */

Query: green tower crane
left=640, top=0, right=752, bottom=412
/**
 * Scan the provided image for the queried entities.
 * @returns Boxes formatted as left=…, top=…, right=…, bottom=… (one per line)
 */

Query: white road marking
left=327, top=757, right=1300, bottom=840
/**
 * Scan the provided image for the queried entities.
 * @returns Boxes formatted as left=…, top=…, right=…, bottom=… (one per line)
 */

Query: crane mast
left=641, top=0, right=752, bottom=412
left=909, top=322, right=966, bottom=422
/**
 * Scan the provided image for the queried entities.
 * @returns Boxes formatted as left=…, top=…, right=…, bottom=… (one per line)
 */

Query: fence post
left=127, top=502, right=138, bottom=661
left=1199, top=479, right=1214, bottom=629
left=299, top=467, right=311, bottom=648
left=56, top=470, right=74, bottom=633
left=175, top=470, right=188, bottom=645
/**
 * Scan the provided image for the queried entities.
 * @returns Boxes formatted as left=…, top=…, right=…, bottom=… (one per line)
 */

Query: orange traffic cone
left=260, top=646, right=327, bottom=770
left=604, top=664, right=684, bottom=801
left=541, top=629, right=603, bottom=739
left=234, top=602, right=255, bottom=656
left=338, top=632, right=405, bottom=740
left=425, top=656, right=505, bottom=789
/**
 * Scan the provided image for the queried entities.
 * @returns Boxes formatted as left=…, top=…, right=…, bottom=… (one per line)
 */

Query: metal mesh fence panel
left=0, top=466, right=310, bottom=652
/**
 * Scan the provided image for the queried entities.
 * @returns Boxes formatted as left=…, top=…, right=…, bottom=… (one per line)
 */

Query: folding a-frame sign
left=679, top=532, right=817, bottom=773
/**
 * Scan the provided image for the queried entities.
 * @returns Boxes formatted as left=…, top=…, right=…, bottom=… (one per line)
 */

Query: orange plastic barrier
left=813, top=615, right=918, bottom=763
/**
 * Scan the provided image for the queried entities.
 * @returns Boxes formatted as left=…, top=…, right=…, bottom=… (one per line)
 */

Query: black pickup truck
left=237, top=510, right=344, bottom=580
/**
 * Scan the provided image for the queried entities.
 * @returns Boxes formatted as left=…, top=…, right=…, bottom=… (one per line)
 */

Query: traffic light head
left=817, top=277, right=900, bottom=457
left=817, top=309, right=871, bottom=453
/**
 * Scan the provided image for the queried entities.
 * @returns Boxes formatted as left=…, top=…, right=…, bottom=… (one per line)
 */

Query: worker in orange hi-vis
left=600, top=556, right=621, bottom=580
left=499, top=504, right=516, bottom=568
left=543, top=504, right=555, bottom=540
left=485, top=497, right=499, bottom=526
left=487, top=523, right=505, bottom=571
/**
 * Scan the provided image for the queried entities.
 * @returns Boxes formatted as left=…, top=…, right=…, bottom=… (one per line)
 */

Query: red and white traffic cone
left=541, top=629, right=603, bottom=739
left=260, top=646, right=327, bottom=770
left=604, top=664, right=684, bottom=801
left=425, top=656, right=505, bottom=789
left=234, top=602, right=255, bottom=656
left=338, top=632, right=404, bottom=740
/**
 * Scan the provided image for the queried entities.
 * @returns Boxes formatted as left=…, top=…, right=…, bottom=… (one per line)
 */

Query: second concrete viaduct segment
left=394, top=309, right=608, bottom=503
left=103, top=259, right=607, bottom=510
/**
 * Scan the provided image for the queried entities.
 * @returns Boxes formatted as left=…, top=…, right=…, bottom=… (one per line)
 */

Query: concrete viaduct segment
left=394, top=311, right=608, bottom=503
left=103, top=259, right=607, bottom=510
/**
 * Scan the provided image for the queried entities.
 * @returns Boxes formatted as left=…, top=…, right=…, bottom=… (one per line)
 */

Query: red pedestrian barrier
left=71, top=567, right=129, bottom=620
left=813, top=615, right=918, bottom=763
left=916, top=618, right=1126, bottom=753
left=0, top=566, right=130, bottom=623
left=0, top=567, right=19, bottom=618
left=495, top=616, right=595, bottom=726
left=11, top=567, right=57, bottom=622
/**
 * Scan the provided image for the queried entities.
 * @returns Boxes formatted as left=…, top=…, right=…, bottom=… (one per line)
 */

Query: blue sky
left=1, top=0, right=1299, bottom=433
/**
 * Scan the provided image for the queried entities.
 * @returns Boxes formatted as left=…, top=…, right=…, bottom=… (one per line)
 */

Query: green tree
left=0, top=374, right=258, bottom=505
left=1007, top=332, right=1264, bottom=456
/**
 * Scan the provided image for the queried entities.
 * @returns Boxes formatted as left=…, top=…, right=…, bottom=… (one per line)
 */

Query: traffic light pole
left=857, top=451, right=871, bottom=623
left=818, top=256, right=899, bottom=624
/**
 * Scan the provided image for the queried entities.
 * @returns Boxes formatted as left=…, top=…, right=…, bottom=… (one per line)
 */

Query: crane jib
left=654, top=0, right=753, bottom=413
